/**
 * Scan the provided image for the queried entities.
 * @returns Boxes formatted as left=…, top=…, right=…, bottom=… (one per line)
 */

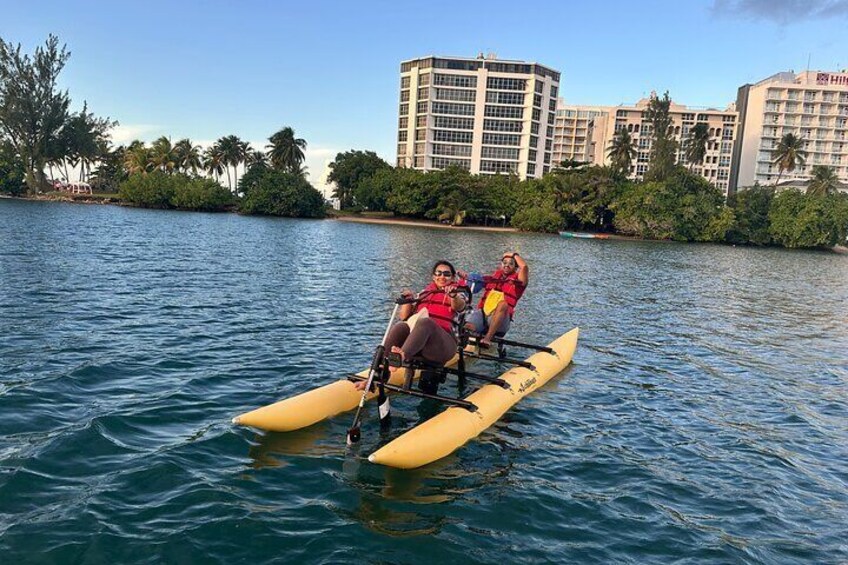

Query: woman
left=355, top=260, right=468, bottom=390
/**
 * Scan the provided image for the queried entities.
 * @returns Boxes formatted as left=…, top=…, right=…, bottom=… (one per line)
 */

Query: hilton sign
left=816, top=72, right=848, bottom=86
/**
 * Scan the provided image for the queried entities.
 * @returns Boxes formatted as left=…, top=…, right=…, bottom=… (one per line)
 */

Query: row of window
left=432, top=143, right=473, bottom=157
left=487, top=77, right=526, bottom=91
left=434, top=73, right=477, bottom=88
left=481, top=146, right=520, bottom=160
left=434, top=130, right=474, bottom=143
left=436, top=88, right=476, bottom=102
left=480, top=160, right=518, bottom=173
left=487, top=91, right=525, bottom=105
left=485, top=105, right=523, bottom=119
left=484, top=119, right=522, bottom=132
left=434, top=116, right=474, bottom=130
left=431, top=156, right=471, bottom=170
left=482, top=132, right=521, bottom=146
left=431, top=101, right=475, bottom=116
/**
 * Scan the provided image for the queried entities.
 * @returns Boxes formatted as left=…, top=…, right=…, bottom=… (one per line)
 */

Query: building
left=397, top=54, right=560, bottom=179
left=730, top=70, right=848, bottom=193
left=553, top=96, right=738, bottom=194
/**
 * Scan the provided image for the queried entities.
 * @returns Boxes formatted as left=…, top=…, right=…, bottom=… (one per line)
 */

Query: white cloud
left=109, top=124, right=163, bottom=145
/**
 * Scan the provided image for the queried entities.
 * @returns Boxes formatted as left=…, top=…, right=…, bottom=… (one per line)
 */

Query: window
left=397, top=143, right=406, bottom=155
left=415, top=142, right=425, bottom=154
left=488, top=91, right=525, bottom=105
left=431, top=157, right=470, bottom=170
left=529, top=149, right=537, bottom=162
left=399, top=103, right=409, bottom=115
left=534, top=81, right=543, bottom=94
left=418, top=87, right=429, bottom=100
left=548, top=99, right=556, bottom=112
left=419, top=73, right=430, bottom=86
left=414, top=156, right=426, bottom=167
left=398, top=131, right=408, bottom=142
left=527, top=163, right=536, bottom=176
left=433, top=130, right=474, bottom=143
left=487, top=77, right=526, bottom=91
left=401, top=76, right=411, bottom=89
left=484, top=119, right=522, bottom=132
left=532, top=108, right=541, bottom=121
left=530, top=135, right=538, bottom=148
left=432, top=144, right=472, bottom=157
left=434, top=116, right=475, bottom=130
left=480, top=160, right=518, bottom=173
left=417, top=101, right=428, bottom=114
left=436, top=88, right=476, bottom=102
left=482, top=133, right=521, bottom=146
left=485, top=105, right=523, bottom=119
left=433, top=74, right=476, bottom=88
left=481, top=146, right=520, bottom=159
left=415, top=129, right=426, bottom=141
left=531, top=122, right=539, bottom=135
left=533, top=93, right=542, bottom=108
left=416, top=115, right=427, bottom=127
left=431, top=102, right=475, bottom=116
left=399, top=116, right=408, bottom=129
left=400, top=91, right=410, bottom=102
left=550, top=85, right=558, bottom=98
left=547, top=113, right=555, bottom=125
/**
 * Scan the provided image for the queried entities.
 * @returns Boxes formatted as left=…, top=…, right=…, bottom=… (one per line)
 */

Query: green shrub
left=239, top=169, right=325, bottom=218
left=171, top=178, right=234, bottom=211
left=726, top=184, right=775, bottom=245
left=119, top=171, right=177, bottom=208
left=768, top=190, right=848, bottom=248
left=511, top=203, right=562, bottom=233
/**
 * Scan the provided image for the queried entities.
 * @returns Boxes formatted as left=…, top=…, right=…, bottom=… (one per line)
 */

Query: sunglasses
left=433, top=270, right=454, bottom=277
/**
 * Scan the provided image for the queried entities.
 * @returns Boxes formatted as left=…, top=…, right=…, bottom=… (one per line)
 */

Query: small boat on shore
left=560, top=231, right=609, bottom=239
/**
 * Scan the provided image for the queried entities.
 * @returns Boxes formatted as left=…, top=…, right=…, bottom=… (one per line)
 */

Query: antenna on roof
left=806, top=53, right=811, bottom=73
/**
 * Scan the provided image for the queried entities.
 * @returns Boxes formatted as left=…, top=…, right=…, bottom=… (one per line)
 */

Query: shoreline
left=333, top=215, right=519, bottom=233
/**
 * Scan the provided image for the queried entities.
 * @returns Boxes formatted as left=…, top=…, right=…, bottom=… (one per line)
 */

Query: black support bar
left=347, top=374, right=478, bottom=411
left=463, top=351, right=535, bottom=370
left=467, top=334, right=554, bottom=354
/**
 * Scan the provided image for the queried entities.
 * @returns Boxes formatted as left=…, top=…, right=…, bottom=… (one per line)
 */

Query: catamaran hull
left=367, top=327, right=579, bottom=469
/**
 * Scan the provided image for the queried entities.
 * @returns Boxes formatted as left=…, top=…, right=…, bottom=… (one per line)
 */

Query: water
left=1, top=198, right=846, bottom=564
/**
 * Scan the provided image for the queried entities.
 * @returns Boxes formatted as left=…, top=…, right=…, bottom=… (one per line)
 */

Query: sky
left=3, top=0, right=848, bottom=194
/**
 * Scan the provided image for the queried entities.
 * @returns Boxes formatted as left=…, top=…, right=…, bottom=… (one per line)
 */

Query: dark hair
left=432, top=260, right=456, bottom=276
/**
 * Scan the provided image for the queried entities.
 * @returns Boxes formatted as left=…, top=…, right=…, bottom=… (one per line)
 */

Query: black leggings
left=385, top=317, right=457, bottom=365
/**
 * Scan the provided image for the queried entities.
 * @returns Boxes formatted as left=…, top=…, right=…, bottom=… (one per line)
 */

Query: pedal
left=386, top=351, right=403, bottom=368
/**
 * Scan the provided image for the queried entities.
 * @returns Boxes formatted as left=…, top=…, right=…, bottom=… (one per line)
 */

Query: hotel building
left=397, top=54, right=560, bottom=179
left=553, top=97, right=738, bottom=194
left=730, top=70, right=848, bottom=192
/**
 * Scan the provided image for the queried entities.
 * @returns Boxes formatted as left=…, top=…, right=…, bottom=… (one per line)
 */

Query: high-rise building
left=730, top=70, right=848, bottom=193
left=397, top=54, right=560, bottom=179
left=552, top=96, right=738, bottom=194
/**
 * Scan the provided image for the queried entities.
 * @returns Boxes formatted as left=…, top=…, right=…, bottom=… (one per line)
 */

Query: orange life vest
left=416, top=283, right=466, bottom=333
left=477, top=269, right=525, bottom=318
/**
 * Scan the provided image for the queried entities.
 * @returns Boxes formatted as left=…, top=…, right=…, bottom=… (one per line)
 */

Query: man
left=460, top=252, right=528, bottom=348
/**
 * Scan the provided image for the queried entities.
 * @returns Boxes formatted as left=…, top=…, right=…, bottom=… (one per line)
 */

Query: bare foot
left=354, top=380, right=367, bottom=391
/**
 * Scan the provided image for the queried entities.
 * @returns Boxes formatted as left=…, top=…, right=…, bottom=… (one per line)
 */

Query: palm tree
left=216, top=135, right=244, bottom=191
left=150, top=136, right=177, bottom=173
left=683, top=123, right=711, bottom=171
left=772, top=133, right=807, bottom=186
left=267, top=127, right=307, bottom=172
left=124, top=141, right=152, bottom=175
left=246, top=148, right=268, bottom=170
left=174, top=139, right=202, bottom=175
left=606, top=128, right=636, bottom=176
left=807, top=165, right=840, bottom=196
left=203, top=144, right=225, bottom=186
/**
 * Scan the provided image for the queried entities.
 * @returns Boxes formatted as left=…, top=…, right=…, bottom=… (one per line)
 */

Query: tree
left=606, top=129, right=636, bottom=177
left=216, top=135, right=244, bottom=191
left=683, top=123, right=711, bottom=170
left=203, top=144, right=225, bottom=185
left=726, top=184, right=775, bottom=245
left=807, top=165, right=840, bottom=197
left=0, top=138, right=26, bottom=195
left=327, top=150, right=391, bottom=209
left=0, top=35, right=71, bottom=194
left=150, top=136, right=177, bottom=173
left=123, top=140, right=153, bottom=175
left=769, top=190, right=848, bottom=248
left=644, top=91, right=678, bottom=182
left=174, top=138, right=202, bottom=175
left=772, top=133, right=806, bottom=186
left=239, top=168, right=325, bottom=218
left=267, top=127, right=306, bottom=172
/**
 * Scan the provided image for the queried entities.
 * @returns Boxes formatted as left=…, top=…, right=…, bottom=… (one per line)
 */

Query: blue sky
left=3, top=0, right=848, bottom=192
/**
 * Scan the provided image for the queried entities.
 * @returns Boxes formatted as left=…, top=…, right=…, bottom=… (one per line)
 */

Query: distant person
left=355, top=260, right=469, bottom=390
left=459, top=252, right=528, bottom=348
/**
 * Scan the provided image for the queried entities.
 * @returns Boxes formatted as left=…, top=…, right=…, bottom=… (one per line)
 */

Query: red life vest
left=416, top=283, right=464, bottom=333
left=477, top=269, right=525, bottom=318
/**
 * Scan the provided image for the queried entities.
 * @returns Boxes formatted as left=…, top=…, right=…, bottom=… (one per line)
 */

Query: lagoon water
left=1, top=198, right=846, bottom=564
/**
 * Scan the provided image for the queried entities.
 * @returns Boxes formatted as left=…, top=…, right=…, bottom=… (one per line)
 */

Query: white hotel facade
left=552, top=98, right=738, bottom=194
left=397, top=55, right=560, bottom=179
left=730, top=70, right=848, bottom=191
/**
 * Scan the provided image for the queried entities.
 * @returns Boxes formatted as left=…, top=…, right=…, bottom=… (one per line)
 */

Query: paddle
left=346, top=295, right=416, bottom=445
